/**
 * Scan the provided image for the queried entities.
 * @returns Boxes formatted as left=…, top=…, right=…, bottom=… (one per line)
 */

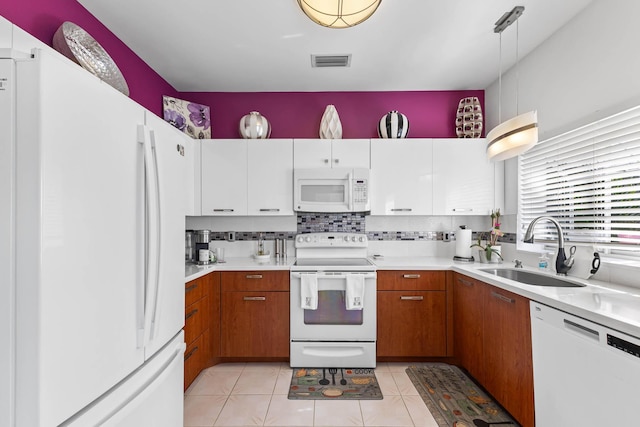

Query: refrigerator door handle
left=139, top=125, right=161, bottom=347
left=147, top=129, right=163, bottom=342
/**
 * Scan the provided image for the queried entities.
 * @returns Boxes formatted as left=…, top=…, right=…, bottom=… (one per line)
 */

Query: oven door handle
left=291, top=272, right=377, bottom=280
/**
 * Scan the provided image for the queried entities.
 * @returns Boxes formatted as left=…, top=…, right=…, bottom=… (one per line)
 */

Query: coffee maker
left=194, top=229, right=212, bottom=265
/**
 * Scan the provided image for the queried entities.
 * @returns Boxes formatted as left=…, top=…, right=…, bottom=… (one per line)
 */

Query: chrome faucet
left=523, top=216, right=575, bottom=275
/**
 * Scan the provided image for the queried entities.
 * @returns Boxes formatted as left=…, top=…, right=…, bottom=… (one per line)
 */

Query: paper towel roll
left=455, top=229, right=473, bottom=258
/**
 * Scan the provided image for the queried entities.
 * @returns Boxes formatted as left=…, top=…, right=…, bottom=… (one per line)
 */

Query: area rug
left=406, top=363, right=518, bottom=427
left=288, top=368, right=383, bottom=400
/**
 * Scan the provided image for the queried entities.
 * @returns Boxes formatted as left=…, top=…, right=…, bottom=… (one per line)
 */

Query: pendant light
left=297, top=0, right=381, bottom=28
left=486, top=6, right=538, bottom=162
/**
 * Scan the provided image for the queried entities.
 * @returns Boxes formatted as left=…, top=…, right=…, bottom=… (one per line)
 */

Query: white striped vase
left=377, top=110, right=409, bottom=138
left=239, top=111, right=271, bottom=139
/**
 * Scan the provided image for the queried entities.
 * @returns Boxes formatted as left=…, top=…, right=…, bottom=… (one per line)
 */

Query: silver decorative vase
left=378, top=110, right=409, bottom=138
left=239, top=111, right=271, bottom=139
left=455, top=97, right=483, bottom=138
left=319, top=104, right=343, bottom=139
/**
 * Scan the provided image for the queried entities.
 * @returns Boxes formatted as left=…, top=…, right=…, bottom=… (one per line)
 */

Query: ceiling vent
left=311, top=54, right=351, bottom=68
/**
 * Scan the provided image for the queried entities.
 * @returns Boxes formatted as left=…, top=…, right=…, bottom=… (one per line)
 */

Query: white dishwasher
left=530, top=301, right=640, bottom=426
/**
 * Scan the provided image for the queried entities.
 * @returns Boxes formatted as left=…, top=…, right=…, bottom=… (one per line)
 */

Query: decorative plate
left=53, top=21, right=130, bottom=96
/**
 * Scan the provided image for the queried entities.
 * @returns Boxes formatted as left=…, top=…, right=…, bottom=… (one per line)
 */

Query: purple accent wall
left=181, top=91, right=484, bottom=139
left=0, top=1, right=179, bottom=116
left=2, top=3, right=484, bottom=137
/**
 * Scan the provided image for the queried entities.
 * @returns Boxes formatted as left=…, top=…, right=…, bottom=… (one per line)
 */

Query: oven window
left=304, top=290, right=363, bottom=325
left=301, top=185, right=345, bottom=203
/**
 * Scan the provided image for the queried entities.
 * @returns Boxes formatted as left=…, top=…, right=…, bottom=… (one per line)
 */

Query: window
left=519, top=105, right=640, bottom=257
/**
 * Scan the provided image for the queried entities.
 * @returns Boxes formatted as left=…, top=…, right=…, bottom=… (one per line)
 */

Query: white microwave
left=294, top=168, right=370, bottom=213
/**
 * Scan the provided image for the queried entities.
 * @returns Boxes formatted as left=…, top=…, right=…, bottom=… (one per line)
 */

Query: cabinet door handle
left=400, top=296, right=424, bottom=301
left=453, top=208, right=473, bottom=212
left=185, top=308, right=199, bottom=320
left=403, top=274, right=421, bottom=279
left=334, top=158, right=339, bottom=164
left=243, top=296, right=266, bottom=301
left=246, top=274, right=263, bottom=279
left=185, top=284, right=198, bottom=293
left=259, top=208, right=280, bottom=212
left=213, top=208, right=234, bottom=212
left=184, top=346, right=199, bottom=361
left=323, top=158, right=329, bottom=164
left=457, top=278, right=474, bottom=287
left=391, top=208, right=412, bottom=212
left=491, top=291, right=515, bottom=304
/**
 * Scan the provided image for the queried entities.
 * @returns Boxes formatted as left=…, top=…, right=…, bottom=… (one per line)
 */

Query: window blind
left=519, top=105, right=640, bottom=254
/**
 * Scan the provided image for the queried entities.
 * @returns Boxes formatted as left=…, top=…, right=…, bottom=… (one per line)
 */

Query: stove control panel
left=295, top=232, right=368, bottom=248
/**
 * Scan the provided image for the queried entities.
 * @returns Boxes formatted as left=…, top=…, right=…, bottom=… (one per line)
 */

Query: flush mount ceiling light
left=297, top=0, right=381, bottom=28
left=486, top=6, right=538, bottom=162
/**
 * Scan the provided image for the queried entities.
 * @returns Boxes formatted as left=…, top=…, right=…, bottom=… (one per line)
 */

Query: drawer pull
left=491, top=291, right=515, bottom=304
left=391, top=208, right=412, bottom=212
left=457, top=278, right=473, bottom=287
left=243, top=296, right=266, bottom=301
left=246, top=274, right=263, bottom=279
left=185, top=309, right=199, bottom=320
left=403, top=274, right=421, bottom=279
left=452, top=208, right=473, bottom=212
left=213, top=208, right=234, bottom=212
left=184, top=346, right=199, bottom=361
left=185, top=284, right=198, bottom=293
left=259, top=208, right=280, bottom=212
left=400, top=296, right=424, bottom=301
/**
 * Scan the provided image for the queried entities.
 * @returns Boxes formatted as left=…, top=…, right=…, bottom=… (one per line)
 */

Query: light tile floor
left=184, top=362, right=440, bottom=427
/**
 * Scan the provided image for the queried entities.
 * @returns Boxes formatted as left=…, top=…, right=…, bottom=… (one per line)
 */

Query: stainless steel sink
left=480, top=268, right=585, bottom=287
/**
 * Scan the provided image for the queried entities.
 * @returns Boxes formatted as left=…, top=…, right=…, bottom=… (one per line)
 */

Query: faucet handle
left=514, top=259, right=523, bottom=268
left=564, top=245, right=576, bottom=269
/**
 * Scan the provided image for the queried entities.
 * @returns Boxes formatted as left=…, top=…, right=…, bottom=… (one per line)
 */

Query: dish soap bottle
left=538, top=253, right=549, bottom=270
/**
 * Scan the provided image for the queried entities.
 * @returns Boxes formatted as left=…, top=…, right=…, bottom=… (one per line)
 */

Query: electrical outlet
left=226, top=231, right=235, bottom=242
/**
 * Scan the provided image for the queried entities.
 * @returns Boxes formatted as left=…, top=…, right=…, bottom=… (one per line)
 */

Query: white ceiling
left=77, top=0, right=594, bottom=92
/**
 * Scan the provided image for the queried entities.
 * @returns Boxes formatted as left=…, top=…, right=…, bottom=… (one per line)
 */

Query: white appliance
left=530, top=302, right=640, bottom=426
left=294, top=168, right=370, bottom=213
left=1, top=48, right=186, bottom=426
left=290, top=233, right=377, bottom=368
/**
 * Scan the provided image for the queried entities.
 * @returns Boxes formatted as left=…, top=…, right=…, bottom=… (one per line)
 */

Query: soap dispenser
left=538, top=253, right=549, bottom=270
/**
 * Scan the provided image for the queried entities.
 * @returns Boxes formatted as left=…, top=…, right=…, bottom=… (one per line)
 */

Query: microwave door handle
left=348, top=171, right=353, bottom=211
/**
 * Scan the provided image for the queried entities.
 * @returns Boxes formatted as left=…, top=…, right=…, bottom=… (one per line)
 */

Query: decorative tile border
left=196, top=209, right=517, bottom=244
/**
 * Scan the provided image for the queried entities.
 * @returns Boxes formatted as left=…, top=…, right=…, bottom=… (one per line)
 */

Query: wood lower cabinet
left=452, top=274, right=484, bottom=381
left=220, top=271, right=289, bottom=358
left=453, top=273, right=534, bottom=427
left=184, top=272, right=220, bottom=390
left=377, top=270, right=448, bottom=357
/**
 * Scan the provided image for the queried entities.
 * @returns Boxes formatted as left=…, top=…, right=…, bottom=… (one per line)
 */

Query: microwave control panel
left=353, top=179, right=368, bottom=203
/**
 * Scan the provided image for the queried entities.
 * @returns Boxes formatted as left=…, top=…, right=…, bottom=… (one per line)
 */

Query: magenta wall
left=0, top=1, right=179, bottom=116
left=2, top=3, right=484, bottom=137
left=182, top=90, right=484, bottom=139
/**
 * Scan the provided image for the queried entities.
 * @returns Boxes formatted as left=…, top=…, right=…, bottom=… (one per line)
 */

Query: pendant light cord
left=516, top=19, right=520, bottom=116
left=498, top=32, right=502, bottom=123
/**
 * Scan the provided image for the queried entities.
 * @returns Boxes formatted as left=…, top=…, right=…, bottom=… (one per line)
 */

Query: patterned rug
left=406, top=363, right=518, bottom=427
left=288, top=368, right=383, bottom=400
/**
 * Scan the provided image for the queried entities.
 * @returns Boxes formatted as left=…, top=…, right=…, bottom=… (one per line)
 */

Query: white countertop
left=185, top=256, right=295, bottom=281
left=185, top=255, right=640, bottom=339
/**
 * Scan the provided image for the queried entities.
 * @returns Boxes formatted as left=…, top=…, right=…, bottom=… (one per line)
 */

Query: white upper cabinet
left=182, top=138, right=200, bottom=216
left=201, top=140, right=248, bottom=216
left=370, top=139, right=433, bottom=215
left=432, top=138, right=504, bottom=215
left=294, top=139, right=370, bottom=169
left=247, top=139, right=293, bottom=216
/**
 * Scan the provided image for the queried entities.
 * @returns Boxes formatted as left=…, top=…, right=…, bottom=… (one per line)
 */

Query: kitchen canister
left=319, top=104, right=343, bottom=139
left=239, top=111, right=271, bottom=139
left=377, top=110, right=409, bottom=138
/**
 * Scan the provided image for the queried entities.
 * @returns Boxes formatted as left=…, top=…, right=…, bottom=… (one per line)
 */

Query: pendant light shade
left=487, top=6, right=538, bottom=161
left=486, top=110, right=538, bottom=161
left=297, top=0, right=381, bottom=28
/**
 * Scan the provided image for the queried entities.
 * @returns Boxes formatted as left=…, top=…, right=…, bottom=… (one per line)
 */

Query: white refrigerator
left=1, top=47, right=187, bottom=426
